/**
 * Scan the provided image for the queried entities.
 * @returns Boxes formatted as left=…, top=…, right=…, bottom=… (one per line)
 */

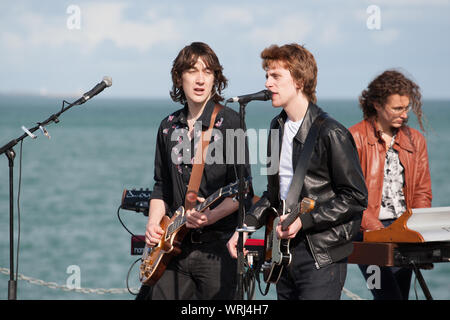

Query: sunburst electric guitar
left=262, top=197, right=315, bottom=284
left=139, top=178, right=250, bottom=285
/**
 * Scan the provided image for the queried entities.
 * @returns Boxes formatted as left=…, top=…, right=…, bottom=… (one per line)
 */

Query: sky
left=0, top=0, right=449, bottom=100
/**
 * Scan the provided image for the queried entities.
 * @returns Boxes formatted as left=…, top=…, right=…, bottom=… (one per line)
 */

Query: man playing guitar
left=227, top=43, right=368, bottom=300
left=145, top=42, right=252, bottom=300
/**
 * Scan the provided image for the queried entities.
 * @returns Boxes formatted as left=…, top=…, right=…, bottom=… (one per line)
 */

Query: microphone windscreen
left=103, top=76, right=112, bottom=87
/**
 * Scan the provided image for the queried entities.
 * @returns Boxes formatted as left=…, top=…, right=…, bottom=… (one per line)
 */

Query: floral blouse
left=378, top=135, right=407, bottom=220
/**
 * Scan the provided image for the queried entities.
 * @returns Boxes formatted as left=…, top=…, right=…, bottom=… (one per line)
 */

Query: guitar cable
left=116, top=205, right=143, bottom=296
left=126, top=257, right=141, bottom=296
left=243, top=250, right=271, bottom=298
left=116, top=205, right=142, bottom=242
left=243, top=259, right=256, bottom=300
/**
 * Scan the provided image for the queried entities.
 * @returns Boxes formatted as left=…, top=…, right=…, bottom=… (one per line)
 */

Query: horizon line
left=1, top=92, right=450, bottom=101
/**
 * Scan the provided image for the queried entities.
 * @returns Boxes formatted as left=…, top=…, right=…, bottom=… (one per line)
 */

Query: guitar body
left=262, top=198, right=315, bottom=284
left=263, top=215, right=292, bottom=283
left=139, top=178, right=250, bottom=285
left=263, top=204, right=292, bottom=283
left=139, top=208, right=186, bottom=285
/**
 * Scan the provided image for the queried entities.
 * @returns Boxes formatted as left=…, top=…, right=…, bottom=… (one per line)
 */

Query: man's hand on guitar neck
left=276, top=215, right=303, bottom=239
left=186, top=196, right=211, bottom=228
left=186, top=196, right=239, bottom=229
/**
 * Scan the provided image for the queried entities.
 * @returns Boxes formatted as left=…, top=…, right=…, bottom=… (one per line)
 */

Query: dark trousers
left=276, top=239, right=347, bottom=300
left=357, top=219, right=413, bottom=300
left=358, top=264, right=412, bottom=300
left=150, top=238, right=237, bottom=300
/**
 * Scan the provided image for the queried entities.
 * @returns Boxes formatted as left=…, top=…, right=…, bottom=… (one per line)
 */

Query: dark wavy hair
left=261, top=43, right=318, bottom=103
left=359, top=69, right=424, bottom=131
left=170, top=42, right=227, bottom=104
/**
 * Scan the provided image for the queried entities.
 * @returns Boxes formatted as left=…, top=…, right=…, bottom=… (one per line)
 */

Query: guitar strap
left=257, top=112, right=328, bottom=297
left=184, top=104, right=223, bottom=211
left=284, top=112, right=328, bottom=213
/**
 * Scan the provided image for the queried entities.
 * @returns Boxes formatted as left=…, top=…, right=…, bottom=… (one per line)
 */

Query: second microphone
left=226, top=90, right=272, bottom=104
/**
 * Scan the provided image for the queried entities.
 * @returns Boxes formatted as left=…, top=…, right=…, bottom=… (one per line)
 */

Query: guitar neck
left=281, top=198, right=315, bottom=230
left=196, top=188, right=222, bottom=212
left=166, top=188, right=223, bottom=236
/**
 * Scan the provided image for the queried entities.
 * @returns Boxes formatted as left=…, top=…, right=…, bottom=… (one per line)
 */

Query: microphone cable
left=13, top=140, right=24, bottom=289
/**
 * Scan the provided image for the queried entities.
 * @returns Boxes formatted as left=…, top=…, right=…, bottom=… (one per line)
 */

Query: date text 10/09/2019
left=180, top=304, right=269, bottom=317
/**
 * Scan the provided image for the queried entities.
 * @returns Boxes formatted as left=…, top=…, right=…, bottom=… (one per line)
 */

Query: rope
left=342, top=287, right=366, bottom=300
left=0, top=267, right=139, bottom=295
left=1, top=267, right=366, bottom=299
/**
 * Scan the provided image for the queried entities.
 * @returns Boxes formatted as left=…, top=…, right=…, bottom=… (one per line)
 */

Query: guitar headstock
left=220, top=177, right=252, bottom=198
left=300, top=197, right=315, bottom=213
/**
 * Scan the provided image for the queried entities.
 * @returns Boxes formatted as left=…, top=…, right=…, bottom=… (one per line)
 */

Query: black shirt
left=150, top=99, right=253, bottom=234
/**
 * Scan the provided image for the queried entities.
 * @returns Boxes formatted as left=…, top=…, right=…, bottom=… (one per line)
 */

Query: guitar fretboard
left=166, top=188, right=223, bottom=237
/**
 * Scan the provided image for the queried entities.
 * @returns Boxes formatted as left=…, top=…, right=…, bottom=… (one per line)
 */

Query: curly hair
left=170, top=42, right=227, bottom=105
left=261, top=43, right=318, bottom=103
left=359, top=69, right=424, bottom=131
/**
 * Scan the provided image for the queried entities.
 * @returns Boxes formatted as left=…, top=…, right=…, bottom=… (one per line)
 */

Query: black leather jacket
left=245, top=102, right=368, bottom=268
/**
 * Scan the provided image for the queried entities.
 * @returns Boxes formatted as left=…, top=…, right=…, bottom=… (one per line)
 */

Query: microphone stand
left=0, top=97, right=84, bottom=300
left=236, top=101, right=247, bottom=300
left=236, top=101, right=259, bottom=300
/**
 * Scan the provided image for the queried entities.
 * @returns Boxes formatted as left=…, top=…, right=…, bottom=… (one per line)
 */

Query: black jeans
left=276, top=239, right=347, bottom=300
left=356, top=219, right=413, bottom=300
left=150, top=237, right=237, bottom=300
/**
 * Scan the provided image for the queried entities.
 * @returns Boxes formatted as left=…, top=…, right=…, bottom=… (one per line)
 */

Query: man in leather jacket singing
left=227, top=43, right=368, bottom=300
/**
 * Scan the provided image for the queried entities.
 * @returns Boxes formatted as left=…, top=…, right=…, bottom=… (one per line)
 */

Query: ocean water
left=0, top=95, right=449, bottom=300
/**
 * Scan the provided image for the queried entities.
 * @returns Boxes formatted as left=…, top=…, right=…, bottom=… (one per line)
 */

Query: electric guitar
left=139, top=178, right=250, bottom=285
left=262, top=197, right=315, bottom=284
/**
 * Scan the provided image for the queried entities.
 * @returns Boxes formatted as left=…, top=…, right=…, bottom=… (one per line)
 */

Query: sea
left=0, top=94, right=449, bottom=300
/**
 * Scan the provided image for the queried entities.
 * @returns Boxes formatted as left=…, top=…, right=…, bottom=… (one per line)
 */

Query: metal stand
left=411, top=263, right=433, bottom=300
left=235, top=102, right=259, bottom=300
left=0, top=97, right=85, bottom=300
left=5, top=149, right=17, bottom=300
left=236, top=101, right=248, bottom=300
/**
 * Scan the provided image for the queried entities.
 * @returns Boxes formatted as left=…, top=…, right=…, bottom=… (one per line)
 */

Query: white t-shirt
left=279, top=117, right=304, bottom=200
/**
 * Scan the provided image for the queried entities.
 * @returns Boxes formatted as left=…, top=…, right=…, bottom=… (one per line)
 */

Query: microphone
left=226, top=89, right=272, bottom=104
left=78, top=76, right=112, bottom=104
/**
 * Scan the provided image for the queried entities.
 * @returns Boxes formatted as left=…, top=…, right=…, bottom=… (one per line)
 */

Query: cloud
left=369, top=28, right=400, bottom=45
left=318, top=24, right=344, bottom=46
left=366, top=0, right=449, bottom=6
left=1, top=2, right=181, bottom=52
left=80, top=3, right=180, bottom=51
left=203, top=5, right=254, bottom=25
left=247, top=15, right=313, bottom=45
left=0, top=31, right=26, bottom=50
